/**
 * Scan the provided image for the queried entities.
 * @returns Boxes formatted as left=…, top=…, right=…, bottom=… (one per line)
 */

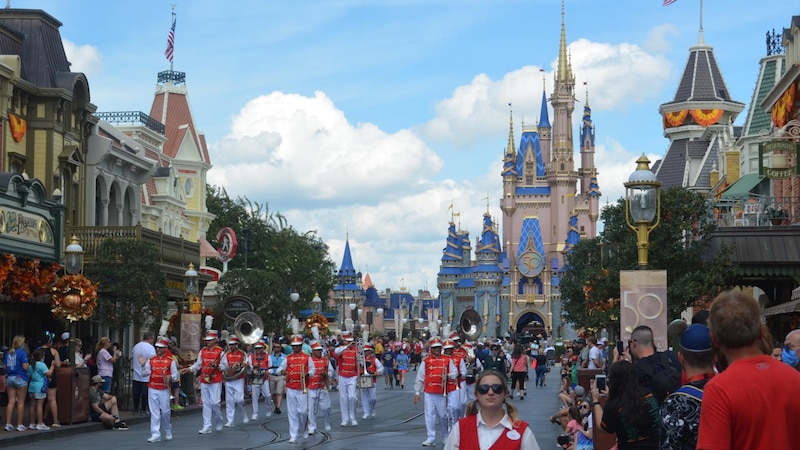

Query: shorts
left=383, top=367, right=393, bottom=376
left=90, top=402, right=109, bottom=422
left=7, top=375, right=28, bottom=389
left=30, top=391, right=47, bottom=400
left=269, top=375, right=286, bottom=395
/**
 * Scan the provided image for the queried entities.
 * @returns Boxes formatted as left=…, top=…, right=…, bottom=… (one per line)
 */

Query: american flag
left=663, top=0, right=679, bottom=5
left=165, top=13, right=176, bottom=63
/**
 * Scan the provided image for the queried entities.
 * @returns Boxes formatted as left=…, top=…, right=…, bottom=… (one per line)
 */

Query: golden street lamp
left=624, top=155, right=662, bottom=268
left=64, top=235, right=84, bottom=275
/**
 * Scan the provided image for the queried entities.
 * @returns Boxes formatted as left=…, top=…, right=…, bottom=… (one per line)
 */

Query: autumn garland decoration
left=3, top=257, right=60, bottom=302
left=50, top=274, right=99, bottom=321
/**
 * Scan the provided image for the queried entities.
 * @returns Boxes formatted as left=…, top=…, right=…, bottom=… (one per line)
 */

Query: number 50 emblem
left=619, top=271, right=668, bottom=351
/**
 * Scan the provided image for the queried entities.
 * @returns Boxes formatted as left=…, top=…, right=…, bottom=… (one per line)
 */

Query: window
left=184, top=178, right=194, bottom=197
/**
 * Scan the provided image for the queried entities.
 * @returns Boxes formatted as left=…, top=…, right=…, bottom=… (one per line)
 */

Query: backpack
left=638, top=351, right=681, bottom=403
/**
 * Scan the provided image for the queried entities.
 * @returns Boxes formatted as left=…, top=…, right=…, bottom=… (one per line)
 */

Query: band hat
left=343, top=332, right=354, bottom=342
left=254, top=340, right=266, bottom=348
left=91, top=375, right=103, bottom=384
left=290, top=335, right=303, bottom=346
left=204, top=330, right=219, bottom=340
left=429, top=336, right=443, bottom=347
left=310, top=341, right=323, bottom=351
left=155, top=337, right=170, bottom=347
left=449, top=332, right=461, bottom=341
left=462, top=342, right=473, bottom=349
left=442, top=339, right=455, bottom=349
left=680, top=323, right=712, bottom=353
left=228, top=336, right=240, bottom=345
left=363, top=342, right=374, bottom=351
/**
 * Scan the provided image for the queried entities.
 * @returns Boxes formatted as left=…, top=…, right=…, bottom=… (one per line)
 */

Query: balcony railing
left=67, top=225, right=200, bottom=266
left=713, top=196, right=799, bottom=228
left=94, top=111, right=166, bottom=135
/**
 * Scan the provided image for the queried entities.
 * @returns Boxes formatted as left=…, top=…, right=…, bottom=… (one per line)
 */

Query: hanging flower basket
left=50, top=274, right=99, bottom=322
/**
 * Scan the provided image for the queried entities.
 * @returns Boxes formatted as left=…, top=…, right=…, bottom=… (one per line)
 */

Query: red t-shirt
left=697, top=354, right=800, bottom=449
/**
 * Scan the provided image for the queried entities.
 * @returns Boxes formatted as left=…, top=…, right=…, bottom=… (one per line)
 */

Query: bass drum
left=356, top=375, right=375, bottom=389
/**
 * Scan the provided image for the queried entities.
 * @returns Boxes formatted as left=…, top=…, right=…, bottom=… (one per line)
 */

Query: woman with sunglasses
left=443, top=369, right=539, bottom=450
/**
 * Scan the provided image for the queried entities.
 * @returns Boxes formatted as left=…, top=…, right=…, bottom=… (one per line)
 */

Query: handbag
left=40, top=375, right=49, bottom=393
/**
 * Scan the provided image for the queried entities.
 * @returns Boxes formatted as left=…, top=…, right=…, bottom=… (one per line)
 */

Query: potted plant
left=767, top=206, right=788, bottom=225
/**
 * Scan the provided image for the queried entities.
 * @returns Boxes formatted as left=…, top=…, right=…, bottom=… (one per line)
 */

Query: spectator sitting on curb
left=88, top=374, right=128, bottom=430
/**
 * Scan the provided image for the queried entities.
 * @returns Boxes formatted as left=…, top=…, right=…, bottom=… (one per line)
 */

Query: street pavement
left=0, top=369, right=565, bottom=449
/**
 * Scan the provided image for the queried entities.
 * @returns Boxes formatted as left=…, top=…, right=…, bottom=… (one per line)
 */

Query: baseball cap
left=573, top=385, right=585, bottom=396
left=91, top=375, right=103, bottom=384
left=680, top=323, right=711, bottom=353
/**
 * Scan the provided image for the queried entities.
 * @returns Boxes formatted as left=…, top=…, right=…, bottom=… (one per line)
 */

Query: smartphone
left=595, top=374, right=607, bottom=391
left=616, top=341, right=624, bottom=355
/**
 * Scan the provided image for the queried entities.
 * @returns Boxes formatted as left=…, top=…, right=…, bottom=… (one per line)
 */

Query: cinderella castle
left=437, top=5, right=601, bottom=341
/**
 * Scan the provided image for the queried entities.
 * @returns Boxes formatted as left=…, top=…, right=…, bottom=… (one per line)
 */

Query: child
left=563, top=405, right=584, bottom=448
left=27, top=349, right=51, bottom=430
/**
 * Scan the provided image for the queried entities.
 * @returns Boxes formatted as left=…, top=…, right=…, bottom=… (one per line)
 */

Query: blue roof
left=538, top=90, right=550, bottom=128
left=337, top=239, right=357, bottom=278
left=518, top=218, right=545, bottom=259
left=563, top=214, right=580, bottom=254
left=439, top=266, right=465, bottom=276
left=515, top=186, right=551, bottom=196
left=517, top=131, right=546, bottom=177
left=441, top=222, right=462, bottom=261
left=580, top=103, right=594, bottom=147
left=476, top=213, right=501, bottom=255
left=363, top=287, right=385, bottom=307
left=456, top=278, right=476, bottom=288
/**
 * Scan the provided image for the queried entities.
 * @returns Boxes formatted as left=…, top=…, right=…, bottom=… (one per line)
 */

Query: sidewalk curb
left=0, top=406, right=203, bottom=447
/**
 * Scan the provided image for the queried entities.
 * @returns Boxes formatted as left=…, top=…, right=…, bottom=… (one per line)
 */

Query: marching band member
left=307, top=340, right=333, bottom=434
left=414, top=336, right=458, bottom=447
left=360, top=342, right=384, bottom=420
left=334, top=331, right=359, bottom=427
left=249, top=337, right=273, bottom=420
left=450, top=334, right=469, bottom=401
left=142, top=336, right=179, bottom=442
left=219, top=336, right=250, bottom=427
left=278, top=335, right=315, bottom=444
left=186, top=330, right=225, bottom=434
left=443, top=338, right=467, bottom=421
left=461, top=341, right=478, bottom=405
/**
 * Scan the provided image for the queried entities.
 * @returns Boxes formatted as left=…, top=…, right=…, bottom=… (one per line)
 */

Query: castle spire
left=507, top=103, right=515, bottom=155
left=556, top=0, right=570, bottom=83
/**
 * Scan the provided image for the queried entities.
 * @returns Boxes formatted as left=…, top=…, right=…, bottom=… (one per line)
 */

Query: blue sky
left=19, top=0, right=798, bottom=297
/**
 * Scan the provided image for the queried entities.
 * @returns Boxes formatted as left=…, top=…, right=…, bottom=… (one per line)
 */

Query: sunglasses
left=476, top=384, right=505, bottom=395
left=580, top=404, right=590, bottom=410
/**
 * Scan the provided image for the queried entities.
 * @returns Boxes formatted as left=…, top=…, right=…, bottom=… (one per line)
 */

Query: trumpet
left=301, top=364, right=308, bottom=394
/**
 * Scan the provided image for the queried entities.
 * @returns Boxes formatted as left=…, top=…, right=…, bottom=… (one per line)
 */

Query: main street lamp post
left=624, top=154, right=662, bottom=268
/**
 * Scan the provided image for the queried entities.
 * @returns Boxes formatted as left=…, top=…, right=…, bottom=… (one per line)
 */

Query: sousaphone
left=234, top=311, right=264, bottom=345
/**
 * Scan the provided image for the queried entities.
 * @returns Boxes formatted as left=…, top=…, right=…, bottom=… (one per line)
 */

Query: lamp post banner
left=620, top=270, right=668, bottom=351
left=180, top=313, right=202, bottom=359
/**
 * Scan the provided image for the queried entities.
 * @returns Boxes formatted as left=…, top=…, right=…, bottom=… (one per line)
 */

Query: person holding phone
left=591, top=361, right=660, bottom=449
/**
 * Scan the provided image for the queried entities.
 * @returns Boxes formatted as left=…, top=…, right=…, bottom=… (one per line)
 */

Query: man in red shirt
left=142, top=337, right=179, bottom=442
left=278, top=335, right=314, bottom=444
left=186, top=330, right=225, bottom=434
left=696, top=290, right=800, bottom=449
left=219, top=336, right=250, bottom=427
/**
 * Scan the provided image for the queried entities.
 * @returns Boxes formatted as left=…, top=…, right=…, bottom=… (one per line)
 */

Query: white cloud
left=419, top=39, right=672, bottom=146
left=62, top=39, right=102, bottom=77
left=208, top=90, right=444, bottom=206
left=642, top=24, right=680, bottom=54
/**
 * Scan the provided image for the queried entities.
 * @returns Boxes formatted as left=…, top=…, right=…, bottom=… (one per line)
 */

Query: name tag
left=506, top=430, right=521, bottom=441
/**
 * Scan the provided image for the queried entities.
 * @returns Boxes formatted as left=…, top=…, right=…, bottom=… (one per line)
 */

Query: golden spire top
left=557, top=0, right=569, bottom=83
left=507, top=103, right=515, bottom=155
left=584, top=81, right=589, bottom=106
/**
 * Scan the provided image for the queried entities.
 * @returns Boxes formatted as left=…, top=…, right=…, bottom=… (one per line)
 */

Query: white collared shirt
left=443, top=409, right=540, bottom=450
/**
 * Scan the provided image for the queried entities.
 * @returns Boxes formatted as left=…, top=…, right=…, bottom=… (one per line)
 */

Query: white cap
left=61, top=332, right=70, bottom=341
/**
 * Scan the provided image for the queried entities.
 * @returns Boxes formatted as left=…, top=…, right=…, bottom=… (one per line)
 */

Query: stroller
left=545, top=348, right=556, bottom=368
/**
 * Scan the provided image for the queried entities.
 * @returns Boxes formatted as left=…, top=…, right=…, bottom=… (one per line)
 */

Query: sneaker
left=51, top=422, right=61, bottom=428
left=243, top=416, right=249, bottom=424
left=251, top=414, right=258, bottom=421
left=147, top=435, right=161, bottom=443
left=198, top=428, right=212, bottom=434
left=266, top=410, right=272, bottom=417
left=288, top=438, right=297, bottom=444
left=215, top=424, right=223, bottom=431
left=113, top=421, right=129, bottom=430
left=422, top=439, right=436, bottom=446
left=28, top=424, right=36, bottom=430
left=274, top=408, right=281, bottom=414
left=36, top=424, right=50, bottom=431
left=308, top=429, right=316, bottom=435
left=224, top=421, right=234, bottom=428
left=340, top=422, right=348, bottom=427
left=302, top=432, right=309, bottom=439
left=173, top=404, right=184, bottom=410
left=16, top=425, right=27, bottom=432
left=324, top=425, right=331, bottom=432
left=165, top=432, right=173, bottom=441
left=350, top=419, right=358, bottom=426
left=362, top=415, right=369, bottom=420
left=371, top=412, right=376, bottom=418
left=5, top=424, right=14, bottom=432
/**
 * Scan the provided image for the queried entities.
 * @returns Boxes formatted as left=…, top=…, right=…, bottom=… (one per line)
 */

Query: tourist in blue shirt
left=382, top=349, right=395, bottom=389
left=395, top=349, right=410, bottom=389
left=4, top=335, right=30, bottom=432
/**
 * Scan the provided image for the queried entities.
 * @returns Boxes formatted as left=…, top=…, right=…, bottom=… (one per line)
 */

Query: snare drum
left=356, top=375, right=375, bottom=389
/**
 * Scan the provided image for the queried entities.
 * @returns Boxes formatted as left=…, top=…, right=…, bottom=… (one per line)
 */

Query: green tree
left=206, top=185, right=336, bottom=334
left=84, top=239, right=169, bottom=343
left=560, top=187, right=736, bottom=333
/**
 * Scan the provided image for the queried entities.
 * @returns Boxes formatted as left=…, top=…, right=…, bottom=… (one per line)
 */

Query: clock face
left=519, top=251, right=544, bottom=278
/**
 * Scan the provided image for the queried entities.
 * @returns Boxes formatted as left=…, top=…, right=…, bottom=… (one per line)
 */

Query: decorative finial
left=584, top=81, right=589, bottom=105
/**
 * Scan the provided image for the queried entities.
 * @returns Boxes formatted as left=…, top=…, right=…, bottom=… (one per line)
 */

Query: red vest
left=450, top=351, right=466, bottom=383
left=224, top=349, right=246, bottom=380
left=200, top=345, right=223, bottom=384
left=364, top=354, right=378, bottom=381
left=423, top=354, right=449, bottom=395
left=458, top=414, right=529, bottom=450
left=249, top=351, right=270, bottom=380
left=148, top=354, right=174, bottom=390
left=338, top=346, right=359, bottom=378
left=285, top=352, right=309, bottom=391
left=308, top=355, right=328, bottom=390
left=444, top=354, right=459, bottom=393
